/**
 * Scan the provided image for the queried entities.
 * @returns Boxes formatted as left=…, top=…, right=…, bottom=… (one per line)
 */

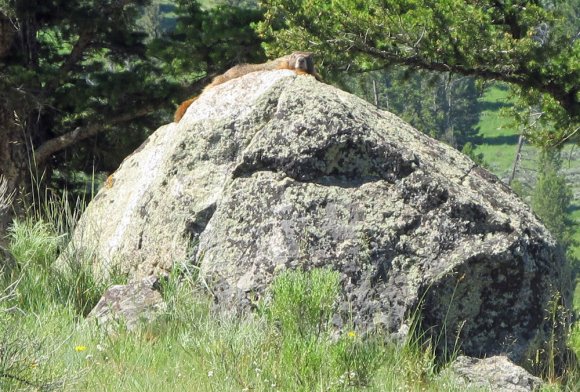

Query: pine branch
left=33, top=106, right=156, bottom=165
left=35, top=70, right=218, bottom=166
left=44, top=0, right=136, bottom=94
left=354, top=43, right=579, bottom=117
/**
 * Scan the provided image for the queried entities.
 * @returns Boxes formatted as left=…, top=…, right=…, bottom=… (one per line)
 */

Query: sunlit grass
left=473, top=85, right=518, bottom=177
left=2, top=256, right=494, bottom=392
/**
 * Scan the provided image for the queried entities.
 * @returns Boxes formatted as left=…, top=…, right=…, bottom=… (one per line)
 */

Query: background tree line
left=0, top=0, right=577, bottom=256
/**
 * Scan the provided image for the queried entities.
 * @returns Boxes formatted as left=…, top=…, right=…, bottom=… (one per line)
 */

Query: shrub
left=265, top=268, right=340, bottom=337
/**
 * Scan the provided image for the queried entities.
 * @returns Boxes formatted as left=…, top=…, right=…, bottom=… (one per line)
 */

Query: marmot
left=174, top=51, right=320, bottom=122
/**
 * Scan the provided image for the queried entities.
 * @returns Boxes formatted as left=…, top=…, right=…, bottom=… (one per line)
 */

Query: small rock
left=88, top=276, right=166, bottom=331
left=450, top=355, right=543, bottom=392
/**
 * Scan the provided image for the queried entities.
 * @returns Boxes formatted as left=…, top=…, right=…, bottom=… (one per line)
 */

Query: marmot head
left=289, top=51, right=315, bottom=72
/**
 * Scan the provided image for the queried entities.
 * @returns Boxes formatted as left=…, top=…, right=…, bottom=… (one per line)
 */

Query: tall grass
left=58, top=268, right=482, bottom=391
left=0, top=188, right=125, bottom=390
left=4, top=215, right=124, bottom=317
left=263, top=268, right=340, bottom=337
left=0, top=175, right=15, bottom=217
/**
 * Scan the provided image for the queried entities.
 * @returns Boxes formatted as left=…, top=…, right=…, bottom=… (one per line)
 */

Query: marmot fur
left=174, top=51, right=320, bottom=122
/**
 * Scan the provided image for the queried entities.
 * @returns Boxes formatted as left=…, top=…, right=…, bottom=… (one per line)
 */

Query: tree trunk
left=508, top=135, right=525, bottom=186
left=0, top=5, right=45, bottom=242
left=0, top=11, right=15, bottom=58
left=372, top=79, right=379, bottom=107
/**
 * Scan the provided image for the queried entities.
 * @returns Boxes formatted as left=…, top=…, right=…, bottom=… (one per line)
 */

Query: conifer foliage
left=0, top=0, right=263, bottom=228
left=257, top=0, right=579, bottom=147
left=1, top=0, right=159, bottom=192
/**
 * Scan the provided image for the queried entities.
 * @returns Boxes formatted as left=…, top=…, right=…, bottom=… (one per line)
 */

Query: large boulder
left=64, top=69, right=572, bottom=366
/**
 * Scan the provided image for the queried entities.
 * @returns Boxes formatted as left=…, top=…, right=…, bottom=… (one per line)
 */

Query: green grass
left=1, top=217, right=579, bottom=391
left=0, top=215, right=499, bottom=391
left=473, top=85, right=518, bottom=178
left=0, top=252, right=488, bottom=391
left=4, top=217, right=124, bottom=317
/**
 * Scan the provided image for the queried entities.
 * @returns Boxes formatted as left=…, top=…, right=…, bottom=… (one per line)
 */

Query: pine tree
left=335, top=67, right=481, bottom=150
left=257, top=0, right=579, bottom=147
left=1, top=1, right=158, bottom=196
left=0, top=0, right=263, bottom=237
left=531, top=149, right=574, bottom=249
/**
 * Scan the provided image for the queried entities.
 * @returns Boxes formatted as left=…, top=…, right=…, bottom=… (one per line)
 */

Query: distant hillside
left=474, top=85, right=579, bottom=259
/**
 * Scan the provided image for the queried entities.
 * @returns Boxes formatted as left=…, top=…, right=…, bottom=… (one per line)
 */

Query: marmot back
left=174, top=52, right=320, bottom=123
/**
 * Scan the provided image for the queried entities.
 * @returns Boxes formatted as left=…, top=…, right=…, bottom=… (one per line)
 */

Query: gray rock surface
left=66, top=69, right=571, bottom=366
left=88, top=276, right=166, bottom=330
left=450, top=355, right=543, bottom=391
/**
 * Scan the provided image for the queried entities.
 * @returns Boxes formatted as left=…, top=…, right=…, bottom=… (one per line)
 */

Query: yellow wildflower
left=347, top=331, right=356, bottom=338
left=74, top=345, right=88, bottom=352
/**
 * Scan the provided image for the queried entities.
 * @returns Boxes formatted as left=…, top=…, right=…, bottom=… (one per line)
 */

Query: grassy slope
left=473, top=85, right=519, bottom=179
